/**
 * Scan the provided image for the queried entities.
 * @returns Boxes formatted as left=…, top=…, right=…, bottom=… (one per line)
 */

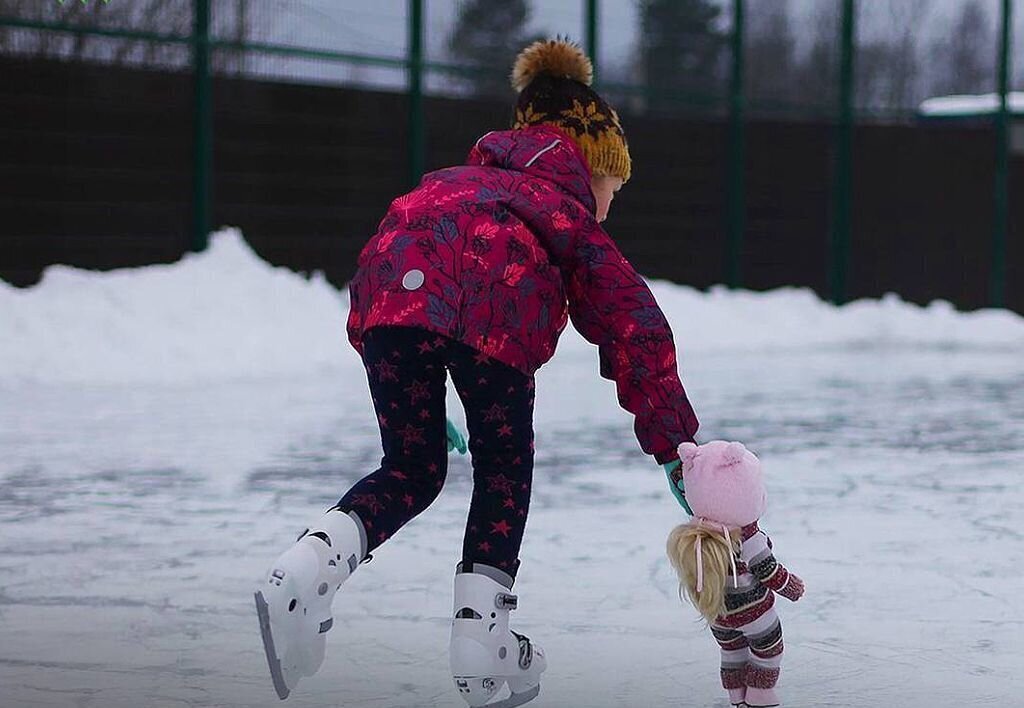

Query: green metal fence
left=0, top=0, right=1017, bottom=306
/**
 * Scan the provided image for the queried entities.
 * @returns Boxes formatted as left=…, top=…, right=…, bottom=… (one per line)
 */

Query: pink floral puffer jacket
left=346, top=125, right=698, bottom=461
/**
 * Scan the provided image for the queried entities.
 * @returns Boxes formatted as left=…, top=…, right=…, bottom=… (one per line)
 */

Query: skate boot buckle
left=495, top=593, right=517, bottom=610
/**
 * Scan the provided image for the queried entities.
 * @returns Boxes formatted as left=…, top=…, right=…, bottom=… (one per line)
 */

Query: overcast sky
left=248, top=1, right=1020, bottom=93
left=268, top=0, right=1013, bottom=62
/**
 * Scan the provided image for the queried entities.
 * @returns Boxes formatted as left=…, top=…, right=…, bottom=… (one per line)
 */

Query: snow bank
left=0, top=229, right=352, bottom=385
left=1, top=228, right=1021, bottom=384
left=647, top=281, right=1024, bottom=354
left=918, top=92, right=1024, bottom=117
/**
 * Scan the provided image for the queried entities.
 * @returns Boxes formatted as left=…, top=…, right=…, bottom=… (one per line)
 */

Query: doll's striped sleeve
left=744, top=531, right=792, bottom=593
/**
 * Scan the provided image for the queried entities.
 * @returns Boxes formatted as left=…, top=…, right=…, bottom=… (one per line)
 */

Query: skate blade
left=484, top=684, right=540, bottom=708
left=254, top=590, right=292, bottom=700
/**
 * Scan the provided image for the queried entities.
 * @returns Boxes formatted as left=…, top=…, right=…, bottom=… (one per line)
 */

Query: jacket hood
left=468, top=125, right=597, bottom=214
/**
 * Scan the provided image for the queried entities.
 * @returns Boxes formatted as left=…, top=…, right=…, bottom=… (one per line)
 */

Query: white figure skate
left=449, top=563, right=546, bottom=708
left=254, top=508, right=366, bottom=699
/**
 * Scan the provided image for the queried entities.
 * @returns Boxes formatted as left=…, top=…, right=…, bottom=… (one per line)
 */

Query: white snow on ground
left=0, top=230, right=350, bottom=385
left=2, top=228, right=1022, bottom=385
left=1, top=229, right=1023, bottom=708
left=918, top=92, right=1024, bottom=116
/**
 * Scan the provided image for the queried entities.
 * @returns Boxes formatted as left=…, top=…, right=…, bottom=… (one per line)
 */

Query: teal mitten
left=446, top=418, right=468, bottom=455
left=663, top=459, right=693, bottom=515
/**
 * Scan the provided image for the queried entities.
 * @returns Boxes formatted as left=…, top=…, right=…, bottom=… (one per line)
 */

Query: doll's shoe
left=744, top=686, right=780, bottom=707
left=728, top=687, right=747, bottom=706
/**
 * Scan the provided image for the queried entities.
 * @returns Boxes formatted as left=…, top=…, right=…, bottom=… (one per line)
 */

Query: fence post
left=191, top=0, right=212, bottom=253
left=408, top=0, right=425, bottom=187
left=992, top=0, right=1013, bottom=308
left=725, top=0, right=745, bottom=289
left=829, top=0, right=855, bottom=305
left=584, top=0, right=598, bottom=78
left=236, top=0, right=247, bottom=74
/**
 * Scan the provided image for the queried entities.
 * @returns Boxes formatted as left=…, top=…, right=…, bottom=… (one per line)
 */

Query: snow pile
left=0, top=229, right=352, bottom=385
left=648, top=281, right=1024, bottom=355
left=1, top=228, right=1022, bottom=385
left=918, top=92, right=1024, bottom=117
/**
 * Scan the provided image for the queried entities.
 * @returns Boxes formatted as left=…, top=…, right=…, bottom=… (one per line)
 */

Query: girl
left=666, top=441, right=805, bottom=708
left=256, top=39, right=699, bottom=706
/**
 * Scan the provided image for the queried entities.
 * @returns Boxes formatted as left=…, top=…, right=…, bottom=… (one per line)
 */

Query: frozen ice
left=1, top=230, right=1022, bottom=707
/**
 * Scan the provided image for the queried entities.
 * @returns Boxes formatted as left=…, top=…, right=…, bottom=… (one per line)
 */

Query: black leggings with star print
left=335, top=326, right=535, bottom=579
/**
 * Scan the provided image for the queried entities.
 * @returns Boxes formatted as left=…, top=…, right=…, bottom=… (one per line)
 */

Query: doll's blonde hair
left=666, top=522, right=741, bottom=623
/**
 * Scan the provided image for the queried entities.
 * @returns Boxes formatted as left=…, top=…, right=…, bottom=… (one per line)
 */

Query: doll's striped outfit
left=710, top=522, right=802, bottom=707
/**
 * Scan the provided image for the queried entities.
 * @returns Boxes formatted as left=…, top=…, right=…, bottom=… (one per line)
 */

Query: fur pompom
left=511, top=38, right=593, bottom=93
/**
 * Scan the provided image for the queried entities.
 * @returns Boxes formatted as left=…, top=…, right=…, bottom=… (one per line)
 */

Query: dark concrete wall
left=2, top=57, right=1020, bottom=315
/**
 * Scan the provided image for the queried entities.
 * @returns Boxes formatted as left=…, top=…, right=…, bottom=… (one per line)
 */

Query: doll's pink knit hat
left=680, top=441, right=767, bottom=527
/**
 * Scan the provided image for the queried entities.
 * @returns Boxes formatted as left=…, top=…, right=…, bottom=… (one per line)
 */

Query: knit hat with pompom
left=678, top=441, right=767, bottom=528
left=510, top=38, right=631, bottom=182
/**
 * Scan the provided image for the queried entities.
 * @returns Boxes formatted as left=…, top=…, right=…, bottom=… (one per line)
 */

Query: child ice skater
left=666, top=441, right=805, bottom=708
left=255, top=39, right=699, bottom=705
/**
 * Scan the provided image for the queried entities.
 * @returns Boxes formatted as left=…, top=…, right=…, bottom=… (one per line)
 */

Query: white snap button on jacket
left=402, top=269, right=425, bottom=291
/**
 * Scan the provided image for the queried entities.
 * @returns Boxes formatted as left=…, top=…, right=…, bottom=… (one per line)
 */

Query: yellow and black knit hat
left=511, top=39, right=631, bottom=182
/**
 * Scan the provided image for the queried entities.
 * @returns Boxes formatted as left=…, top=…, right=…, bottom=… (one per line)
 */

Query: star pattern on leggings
left=351, top=332, right=537, bottom=572
left=485, top=474, right=515, bottom=495
left=404, top=379, right=431, bottom=405
left=490, top=520, right=513, bottom=538
left=375, top=359, right=399, bottom=382
left=351, top=493, right=385, bottom=515
left=483, top=403, right=508, bottom=422
left=397, top=424, right=426, bottom=447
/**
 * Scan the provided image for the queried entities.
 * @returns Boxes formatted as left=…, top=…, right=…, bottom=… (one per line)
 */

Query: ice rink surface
left=1, top=232, right=1022, bottom=707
